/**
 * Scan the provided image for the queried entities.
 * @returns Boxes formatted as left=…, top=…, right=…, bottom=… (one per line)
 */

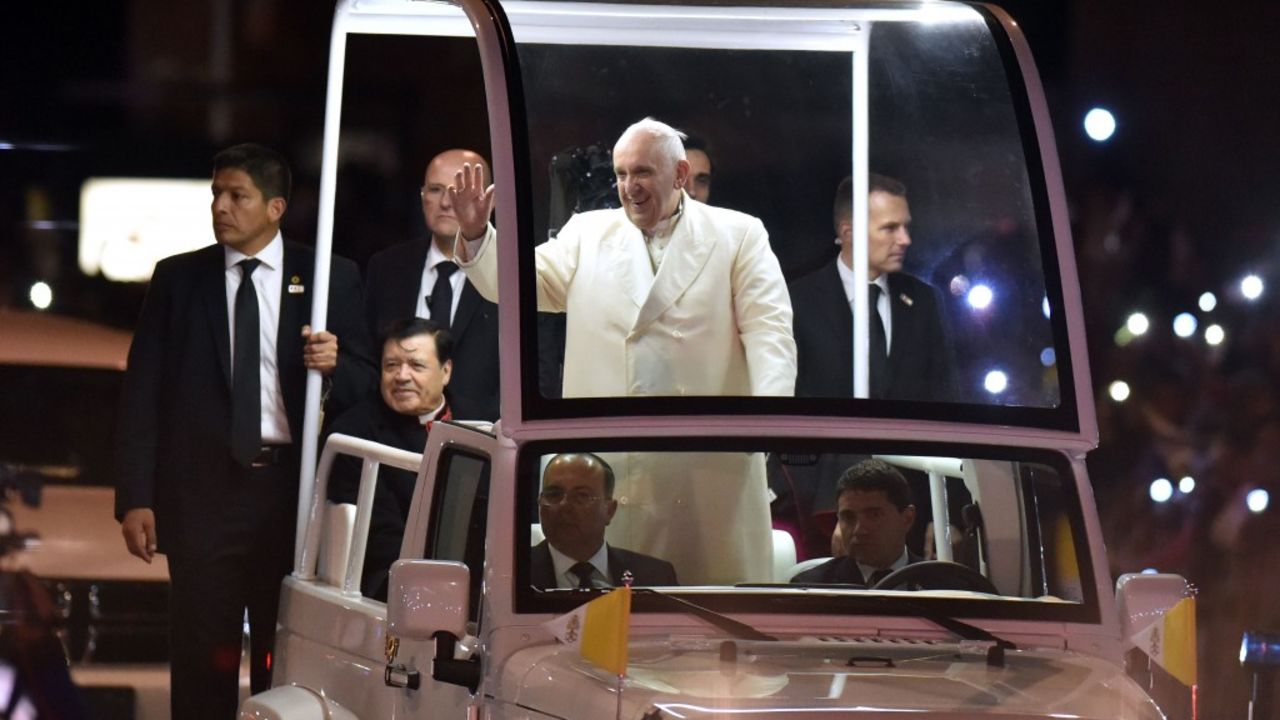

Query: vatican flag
left=1130, top=596, right=1197, bottom=687
left=544, top=586, right=632, bottom=676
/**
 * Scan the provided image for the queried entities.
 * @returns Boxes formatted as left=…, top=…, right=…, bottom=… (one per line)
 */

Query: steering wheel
left=871, top=561, right=999, bottom=594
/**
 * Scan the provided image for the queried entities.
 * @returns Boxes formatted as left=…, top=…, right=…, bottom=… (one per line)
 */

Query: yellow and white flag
left=1130, top=596, right=1196, bottom=687
left=544, top=586, right=631, bottom=676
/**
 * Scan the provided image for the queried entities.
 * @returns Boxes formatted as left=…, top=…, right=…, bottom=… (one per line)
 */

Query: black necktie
left=231, top=258, right=263, bottom=467
left=867, top=284, right=889, bottom=399
left=569, top=561, right=596, bottom=589
left=868, top=568, right=893, bottom=587
left=428, top=261, right=458, bottom=330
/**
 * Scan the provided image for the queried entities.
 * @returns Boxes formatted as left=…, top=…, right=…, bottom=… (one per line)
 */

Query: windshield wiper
left=896, top=601, right=1016, bottom=667
left=630, top=588, right=776, bottom=641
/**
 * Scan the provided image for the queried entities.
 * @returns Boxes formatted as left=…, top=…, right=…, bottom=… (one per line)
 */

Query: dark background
left=3, top=2, right=1280, bottom=716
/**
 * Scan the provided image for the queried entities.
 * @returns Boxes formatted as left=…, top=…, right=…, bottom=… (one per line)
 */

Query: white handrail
left=296, top=433, right=423, bottom=590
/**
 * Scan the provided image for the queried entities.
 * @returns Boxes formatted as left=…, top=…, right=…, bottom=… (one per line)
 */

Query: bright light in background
left=1205, top=324, right=1226, bottom=346
left=1179, top=476, right=1196, bottom=494
left=1149, top=478, right=1173, bottom=503
left=1084, top=107, right=1117, bottom=142
left=1246, top=488, right=1270, bottom=514
left=983, top=370, right=1008, bottom=394
left=1040, top=347, right=1056, bottom=367
left=1198, top=292, right=1217, bottom=312
left=1108, top=380, right=1131, bottom=402
left=1042, top=296, right=1051, bottom=319
left=79, top=178, right=216, bottom=282
left=28, top=282, right=52, bottom=310
left=1241, top=274, right=1264, bottom=301
left=1126, top=312, right=1150, bottom=336
left=1172, top=312, right=1198, bottom=338
left=967, top=284, right=994, bottom=310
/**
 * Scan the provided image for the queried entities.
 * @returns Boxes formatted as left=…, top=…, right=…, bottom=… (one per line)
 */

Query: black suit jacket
left=364, top=238, right=500, bottom=421
left=114, top=241, right=376, bottom=557
left=323, top=398, right=436, bottom=598
left=790, top=259, right=956, bottom=402
left=792, top=550, right=923, bottom=585
left=529, top=540, right=679, bottom=588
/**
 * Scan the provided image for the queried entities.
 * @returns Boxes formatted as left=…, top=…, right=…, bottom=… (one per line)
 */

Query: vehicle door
left=386, top=422, right=495, bottom=718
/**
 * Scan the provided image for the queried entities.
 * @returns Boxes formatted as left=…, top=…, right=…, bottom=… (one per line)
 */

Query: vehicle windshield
left=514, top=441, right=1096, bottom=621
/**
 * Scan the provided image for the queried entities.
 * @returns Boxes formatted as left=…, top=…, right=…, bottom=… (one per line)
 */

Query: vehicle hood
left=496, top=637, right=1163, bottom=719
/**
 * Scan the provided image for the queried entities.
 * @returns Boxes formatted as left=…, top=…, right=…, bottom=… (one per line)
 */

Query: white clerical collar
left=858, top=547, right=910, bottom=582
left=548, top=541, right=610, bottom=588
left=417, top=399, right=447, bottom=426
left=224, top=231, right=283, bottom=271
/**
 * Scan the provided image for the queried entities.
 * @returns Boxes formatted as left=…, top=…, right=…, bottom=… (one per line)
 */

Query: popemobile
left=242, top=1, right=1197, bottom=718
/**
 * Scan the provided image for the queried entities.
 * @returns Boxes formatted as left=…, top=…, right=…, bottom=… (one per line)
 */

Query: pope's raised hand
left=449, top=162, right=495, bottom=243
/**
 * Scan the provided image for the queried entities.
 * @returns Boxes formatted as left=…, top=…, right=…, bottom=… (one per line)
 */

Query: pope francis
left=452, top=118, right=797, bottom=583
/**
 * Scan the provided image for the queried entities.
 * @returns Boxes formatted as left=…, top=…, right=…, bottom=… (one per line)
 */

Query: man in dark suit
left=793, top=459, right=920, bottom=585
left=790, top=174, right=956, bottom=402
left=531, top=453, right=678, bottom=588
left=325, top=318, right=454, bottom=600
left=114, top=144, right=376, bottom=720
left=364, top=149, right=499, bottom=421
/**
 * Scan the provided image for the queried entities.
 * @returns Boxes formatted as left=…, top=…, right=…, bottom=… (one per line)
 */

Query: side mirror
left=388, top=560, right=470, bottom=641
left=1115, top=572, right=1191, bottom=641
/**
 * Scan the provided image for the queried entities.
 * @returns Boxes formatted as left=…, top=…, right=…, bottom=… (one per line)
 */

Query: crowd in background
left=1075, top=184, right=1280, bottom=717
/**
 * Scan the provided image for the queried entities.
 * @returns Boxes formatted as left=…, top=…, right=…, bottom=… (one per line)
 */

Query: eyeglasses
left=538, top=488, right=605, bottom=507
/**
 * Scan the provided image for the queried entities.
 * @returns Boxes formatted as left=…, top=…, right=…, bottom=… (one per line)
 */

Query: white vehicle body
left=243, top=1, right=1194, bottom=719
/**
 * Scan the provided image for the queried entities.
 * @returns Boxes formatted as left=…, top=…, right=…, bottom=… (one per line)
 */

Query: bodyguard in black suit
left=791, top=174, right=956, bottom=402
left=792, top=459, right=920, bottom=585
left=364, top=149, right=499, bottom=421
left=532, top=453, right=678, bottom=589
left=115, top=144, right=376, bottom=720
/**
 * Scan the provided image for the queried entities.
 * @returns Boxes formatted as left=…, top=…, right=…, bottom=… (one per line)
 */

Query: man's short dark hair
left=548, top=452, right=616, bottom=498
left=832, top=173, right=908, bottom=232
left=380, top=317, right=453, bottom=365
left=213, top=143, right=292, bottom=202
left=682, top=133, right=712, bottom=166
left=836, top=459, right=913, bottom=511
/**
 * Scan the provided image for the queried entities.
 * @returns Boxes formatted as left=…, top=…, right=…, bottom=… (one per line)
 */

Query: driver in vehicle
left=792, top=459, right=919, bottom=585
left=533, top=453, right=678, bottom=589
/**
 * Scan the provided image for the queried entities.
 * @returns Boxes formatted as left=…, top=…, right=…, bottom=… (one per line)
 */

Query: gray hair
left=615, top=117, right=688, bottom=166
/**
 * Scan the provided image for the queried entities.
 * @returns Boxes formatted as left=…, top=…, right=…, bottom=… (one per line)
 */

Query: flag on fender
left=544, top=585, right=631, bottom=675
left=1130, top=596, right=1196, bottom=687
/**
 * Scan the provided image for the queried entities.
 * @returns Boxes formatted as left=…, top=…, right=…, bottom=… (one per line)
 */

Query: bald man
left=364, top=149, right=499, bottom=421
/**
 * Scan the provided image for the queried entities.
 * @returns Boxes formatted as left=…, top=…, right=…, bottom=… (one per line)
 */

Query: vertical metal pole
left=294, top=4, right=349, bottom=571
left=928, top=471, right=952, bottom=562
left=851, top=24, right=871, bottom=398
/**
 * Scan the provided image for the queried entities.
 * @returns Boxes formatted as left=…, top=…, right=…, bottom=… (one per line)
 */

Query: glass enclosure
left=322, top=1, right=1080, bottom=431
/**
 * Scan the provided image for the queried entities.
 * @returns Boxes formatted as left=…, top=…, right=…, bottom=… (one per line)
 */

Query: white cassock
left=460, top=196, right=796, bottom=583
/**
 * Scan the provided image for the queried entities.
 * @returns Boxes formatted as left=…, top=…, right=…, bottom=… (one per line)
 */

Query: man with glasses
left=532, top=453, right=678, bottom=589
left=364, top=149, right=499, bottom=420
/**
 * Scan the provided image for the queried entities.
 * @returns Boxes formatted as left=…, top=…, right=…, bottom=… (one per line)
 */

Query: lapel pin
left=288, top=276, right=305, bottom=294
left=899, top=293, right=913, bottom=307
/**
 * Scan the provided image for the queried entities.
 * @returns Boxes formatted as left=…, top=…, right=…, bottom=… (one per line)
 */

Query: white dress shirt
left=547, top=541, right=610, bottom=589
left=836, top=255, right=892, bottom=350
left=414, top=241, right=465, bottom=324
left=224, top=233, right=290, bottom=444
